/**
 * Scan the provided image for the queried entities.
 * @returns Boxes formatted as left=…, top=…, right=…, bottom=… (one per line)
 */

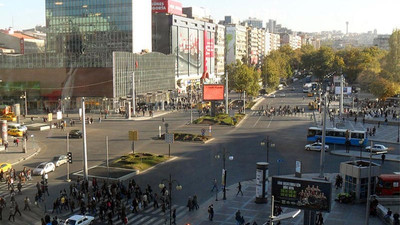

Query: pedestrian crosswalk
left=0, top=181, right=35, bottom=199
left=92, top=204, right=188, bottom=225
left=251, top=111, right=314, bottom=118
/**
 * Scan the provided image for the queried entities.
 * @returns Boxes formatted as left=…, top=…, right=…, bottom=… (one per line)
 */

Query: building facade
left=265, top=32, right=280, bottom=55
left=280, top=33, right=301, bottom=50
left=0, top=29, right=45, bottom=54
left=214, top=24, right=225, bottom=78
left=152, top=13, right=216, bottom=92
left=225, top=24, right=247, bottom=65
left=243, top=18, right=263, bottom=29
left=373, top=35, right=390, bottom=50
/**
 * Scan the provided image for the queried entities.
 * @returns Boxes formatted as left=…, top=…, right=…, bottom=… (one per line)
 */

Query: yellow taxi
left=8, top=129, right=23, bottom=137
left=2, top=114, right=17, bottom=122
left=0, top=163, right=12, bottom=173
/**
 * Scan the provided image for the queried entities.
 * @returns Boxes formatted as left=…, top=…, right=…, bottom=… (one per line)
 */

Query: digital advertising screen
left=271, top=176, right=332, bottom=212
left=203, top=84, right=224, bottom=101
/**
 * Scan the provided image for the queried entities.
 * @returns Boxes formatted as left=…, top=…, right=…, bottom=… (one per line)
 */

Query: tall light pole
left=20, top=91, right=28, bottom=116
left=215, top=147, right=233, bottom=200
left=365, top=146, right=385, bottom=225
left=159, top=174, right=182, bottom=225
left=319, top=92, right=328, bottom=178
left=225, top=72, right=229, bottom=114
left=397, top=115, right=399, bottom=143
left=81, top=97, right=88, bottom=181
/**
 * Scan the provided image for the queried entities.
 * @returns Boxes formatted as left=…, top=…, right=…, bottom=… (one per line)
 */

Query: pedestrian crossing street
left=93, top=204, right=188, bottom=225
left=251, top=111, right=314, bottom=118
left=0, top=181, right=35, bottom=199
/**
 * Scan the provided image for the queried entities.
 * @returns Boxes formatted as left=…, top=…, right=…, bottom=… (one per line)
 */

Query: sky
left=0, top=0, right=398, bottom=34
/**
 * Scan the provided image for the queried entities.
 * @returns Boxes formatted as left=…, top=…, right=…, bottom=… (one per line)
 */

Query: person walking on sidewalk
left=381, top=154, right=386, bottom=164
left=211, top=178, right=218, bottom=192
left=23, top=197, right=31, bottom=211
left=236, top=182, right=243, bottom=196
left=208, top=204, right=214, bottom=221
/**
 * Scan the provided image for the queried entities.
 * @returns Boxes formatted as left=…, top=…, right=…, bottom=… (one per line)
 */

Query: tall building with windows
left=45, top=0, right=152, bottom=66
left=225, top=24, right=247, bottom=65
left=243, top=18, right=263, bottom=29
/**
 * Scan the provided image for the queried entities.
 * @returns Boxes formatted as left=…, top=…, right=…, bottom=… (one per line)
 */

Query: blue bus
left=307, top=127, right=368, bottom=146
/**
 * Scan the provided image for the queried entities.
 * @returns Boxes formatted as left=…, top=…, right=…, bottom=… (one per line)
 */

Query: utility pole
left=81, top=98, right=88, bottom=181
left=132, top=72, right=136, bottom=117
left=319, top=92, right=328, bottom=178
left=66, top=133, right=71, bottom=182
left=243, top=91, right=246, bottom=114
left=225, top=72, right=229, bottom=114
left=339, top=74, right=344, bottom=116
left=24, top=91, right=28, bottom=116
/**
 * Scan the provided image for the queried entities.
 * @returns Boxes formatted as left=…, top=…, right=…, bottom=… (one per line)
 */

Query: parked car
left=52, top=155, right=68, bottom=167
left=64, top=215, right=94, bottom=225
left=305, top=142, right=329, bottom=151
left=269, top=94, right=276, bottom=98
left=0, top=163, right=12, bottom=172
left=69, top=130, right=83, bottom=139
left=8, top=129, right=23, bottom=137
left=8, top=123, right=28, bottom=133
left=365, top=144, right=388, bottom=153
left=279, top=93, right=286, bottom=97
left=33, top=162, right=55, bottom=176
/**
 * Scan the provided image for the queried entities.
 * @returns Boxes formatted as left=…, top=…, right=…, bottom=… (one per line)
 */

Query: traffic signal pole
left=66, top=133, right=71, bottom=182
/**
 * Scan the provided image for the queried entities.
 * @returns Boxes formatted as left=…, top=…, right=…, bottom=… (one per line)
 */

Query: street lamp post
left=20, top=91, right=28, bottom=116
left=215, top=147, right=233, bottom=200
left=159, top=174, right=182, bottom=225
left=260, top=136, right=275, bottom=163
left=397, top=115, right=399, bottom=143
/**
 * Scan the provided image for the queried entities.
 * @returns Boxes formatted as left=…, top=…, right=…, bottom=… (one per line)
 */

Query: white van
left=7, top=123, right=28, bottom=133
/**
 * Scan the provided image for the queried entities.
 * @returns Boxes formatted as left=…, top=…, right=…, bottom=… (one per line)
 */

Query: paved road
left=1, top=80, right=399, bottom=224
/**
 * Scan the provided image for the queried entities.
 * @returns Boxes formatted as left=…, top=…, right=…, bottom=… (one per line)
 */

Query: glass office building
left=46, top=0, right=134, bottom=67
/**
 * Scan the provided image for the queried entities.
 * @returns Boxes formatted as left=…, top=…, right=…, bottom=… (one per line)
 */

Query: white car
left=305, top=142, right=329, bottom=151
left=64, top=215, right=94, bottom=225
left=33, top=162, right=55, bottom=176
left=279, top=93, right=286, bottom=97
left=269, top=94, right=276, bottom=98
left=52, top=155, right=68, bottom=167
left=365, top=144, right=388, bottom=153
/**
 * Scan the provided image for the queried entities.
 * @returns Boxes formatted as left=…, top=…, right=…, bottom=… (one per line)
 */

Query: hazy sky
left=0, top=0, right=398, bottom=34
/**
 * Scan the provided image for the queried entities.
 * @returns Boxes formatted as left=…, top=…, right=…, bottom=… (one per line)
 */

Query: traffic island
left=192, top=113, right=245, bottom=126
left=110, top=152, right=169, bottom=171
left=72, top=166, right=138, bottom=181
left=159, top=133, right=212, bottom=143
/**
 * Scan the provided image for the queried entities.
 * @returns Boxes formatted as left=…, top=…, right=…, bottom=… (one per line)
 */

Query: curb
left=11, top=146, right=41, bottom=166
left=330, top=150, right=400, bottom=162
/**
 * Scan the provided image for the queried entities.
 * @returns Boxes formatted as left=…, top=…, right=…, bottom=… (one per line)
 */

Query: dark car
left=69, top=130, right=82, bottom=138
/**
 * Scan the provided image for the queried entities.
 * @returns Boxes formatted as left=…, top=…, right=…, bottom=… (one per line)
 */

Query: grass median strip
left=193, top=113, right=245, bottom=125
left=111, top=153, right=168, bottom=171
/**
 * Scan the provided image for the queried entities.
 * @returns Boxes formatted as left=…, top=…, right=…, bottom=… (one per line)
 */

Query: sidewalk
left=177, top=173, right=382, bottom=225
left=0, top=136, right=41, bottom=166
left=330, top=150, right=400, bottom=162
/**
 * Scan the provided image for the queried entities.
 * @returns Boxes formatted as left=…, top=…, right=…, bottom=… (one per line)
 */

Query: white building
left=225, top=24, right=247, bottom=65
left=215, top=24, right=225, bottom=79
left=265, top=32, right=280, bottom=55
left=280, top=33, right=301, bottom=50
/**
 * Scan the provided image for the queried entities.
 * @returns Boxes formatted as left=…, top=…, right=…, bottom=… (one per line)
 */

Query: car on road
left=289, top=87, right=296, bottom=91
left=2, top=114, right=16, bottom=122
left=0, top=163, right=12, bottom=172
left=64, top=215, right=94, bottom=225
left=8, top=128, right=23, bottom=137
left=269, top=94, right=276, bottom=98
left=279, top=93, right=286, bottom=97
left=69, top=130, right=83, bottom=139
left=305, top=142, right=329, bottom=151
left=52, top=155, right=68, bottom=167
left=365, top=144, right=388, bottom=153
left=33, top=162, right=55, bottom=176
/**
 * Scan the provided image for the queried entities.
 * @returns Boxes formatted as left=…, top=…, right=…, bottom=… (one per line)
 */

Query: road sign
left=128, top=130, right=139, bottom=141
left=165, top=133, right=174, bottom=144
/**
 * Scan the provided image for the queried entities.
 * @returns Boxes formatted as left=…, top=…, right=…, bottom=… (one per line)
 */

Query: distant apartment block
left=265, top=32, right=280, bottom=55
left=243, top=17, right=263, bottom=29
left=0, top=29, right=45, bottom=54
left=215, top=24, right=225, bottom=76
left=373, top=35, right=390, bottom=50
left=225, top=24, right=247, bottom=65
left=280, top=33, right=301, bottom=50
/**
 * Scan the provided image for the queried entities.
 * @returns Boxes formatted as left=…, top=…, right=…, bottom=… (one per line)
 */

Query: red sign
left=203, top=84, right=225, bottom=101
left=152, top=0, right=182, bottom=16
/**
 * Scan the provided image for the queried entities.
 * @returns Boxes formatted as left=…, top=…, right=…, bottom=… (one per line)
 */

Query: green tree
left=383, top=29, right=400, bottom=82
left=312, top=47, right=338, bottom=79
left=227, top=60, right=260, bottom=97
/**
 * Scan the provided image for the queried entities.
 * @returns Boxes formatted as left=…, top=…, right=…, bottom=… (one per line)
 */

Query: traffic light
left=67, top=152, right=72, bottom=164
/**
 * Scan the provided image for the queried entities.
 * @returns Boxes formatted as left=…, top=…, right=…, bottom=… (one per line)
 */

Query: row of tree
left=227, top=30, right=399, bottom=99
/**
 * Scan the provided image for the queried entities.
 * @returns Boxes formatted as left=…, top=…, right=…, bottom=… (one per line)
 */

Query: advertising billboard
left=271, top=176, right=332, bottom=212
left=203, top=84, right=224, bottom=101
left=152, top=0, right=183, bottom=16
left=335, top=86, right=352, bottom=95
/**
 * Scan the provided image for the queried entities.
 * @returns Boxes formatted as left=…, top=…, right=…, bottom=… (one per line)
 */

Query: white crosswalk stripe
left=0, top=182, right=35, bottom=199
left=251, top=111, right=313, bottom=118
left=89, top=204, right=187, bottom=225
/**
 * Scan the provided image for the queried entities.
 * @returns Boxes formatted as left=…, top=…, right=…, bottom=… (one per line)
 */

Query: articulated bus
left=307, top=127, right=368, bottom=146
left=376, top=174, right=400, bottom=196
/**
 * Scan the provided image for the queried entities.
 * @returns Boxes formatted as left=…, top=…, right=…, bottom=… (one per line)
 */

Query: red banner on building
left=152, top=0, right=182, bottom=16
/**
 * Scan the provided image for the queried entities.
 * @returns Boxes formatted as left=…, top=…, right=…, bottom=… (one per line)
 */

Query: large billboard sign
left=335, top=86, right=352, bottom=95
left=271, top=176, right=332, bottom=212
left=203, top=84, right=224, bottom=101
left=152, top=0, right=182, bottom=16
